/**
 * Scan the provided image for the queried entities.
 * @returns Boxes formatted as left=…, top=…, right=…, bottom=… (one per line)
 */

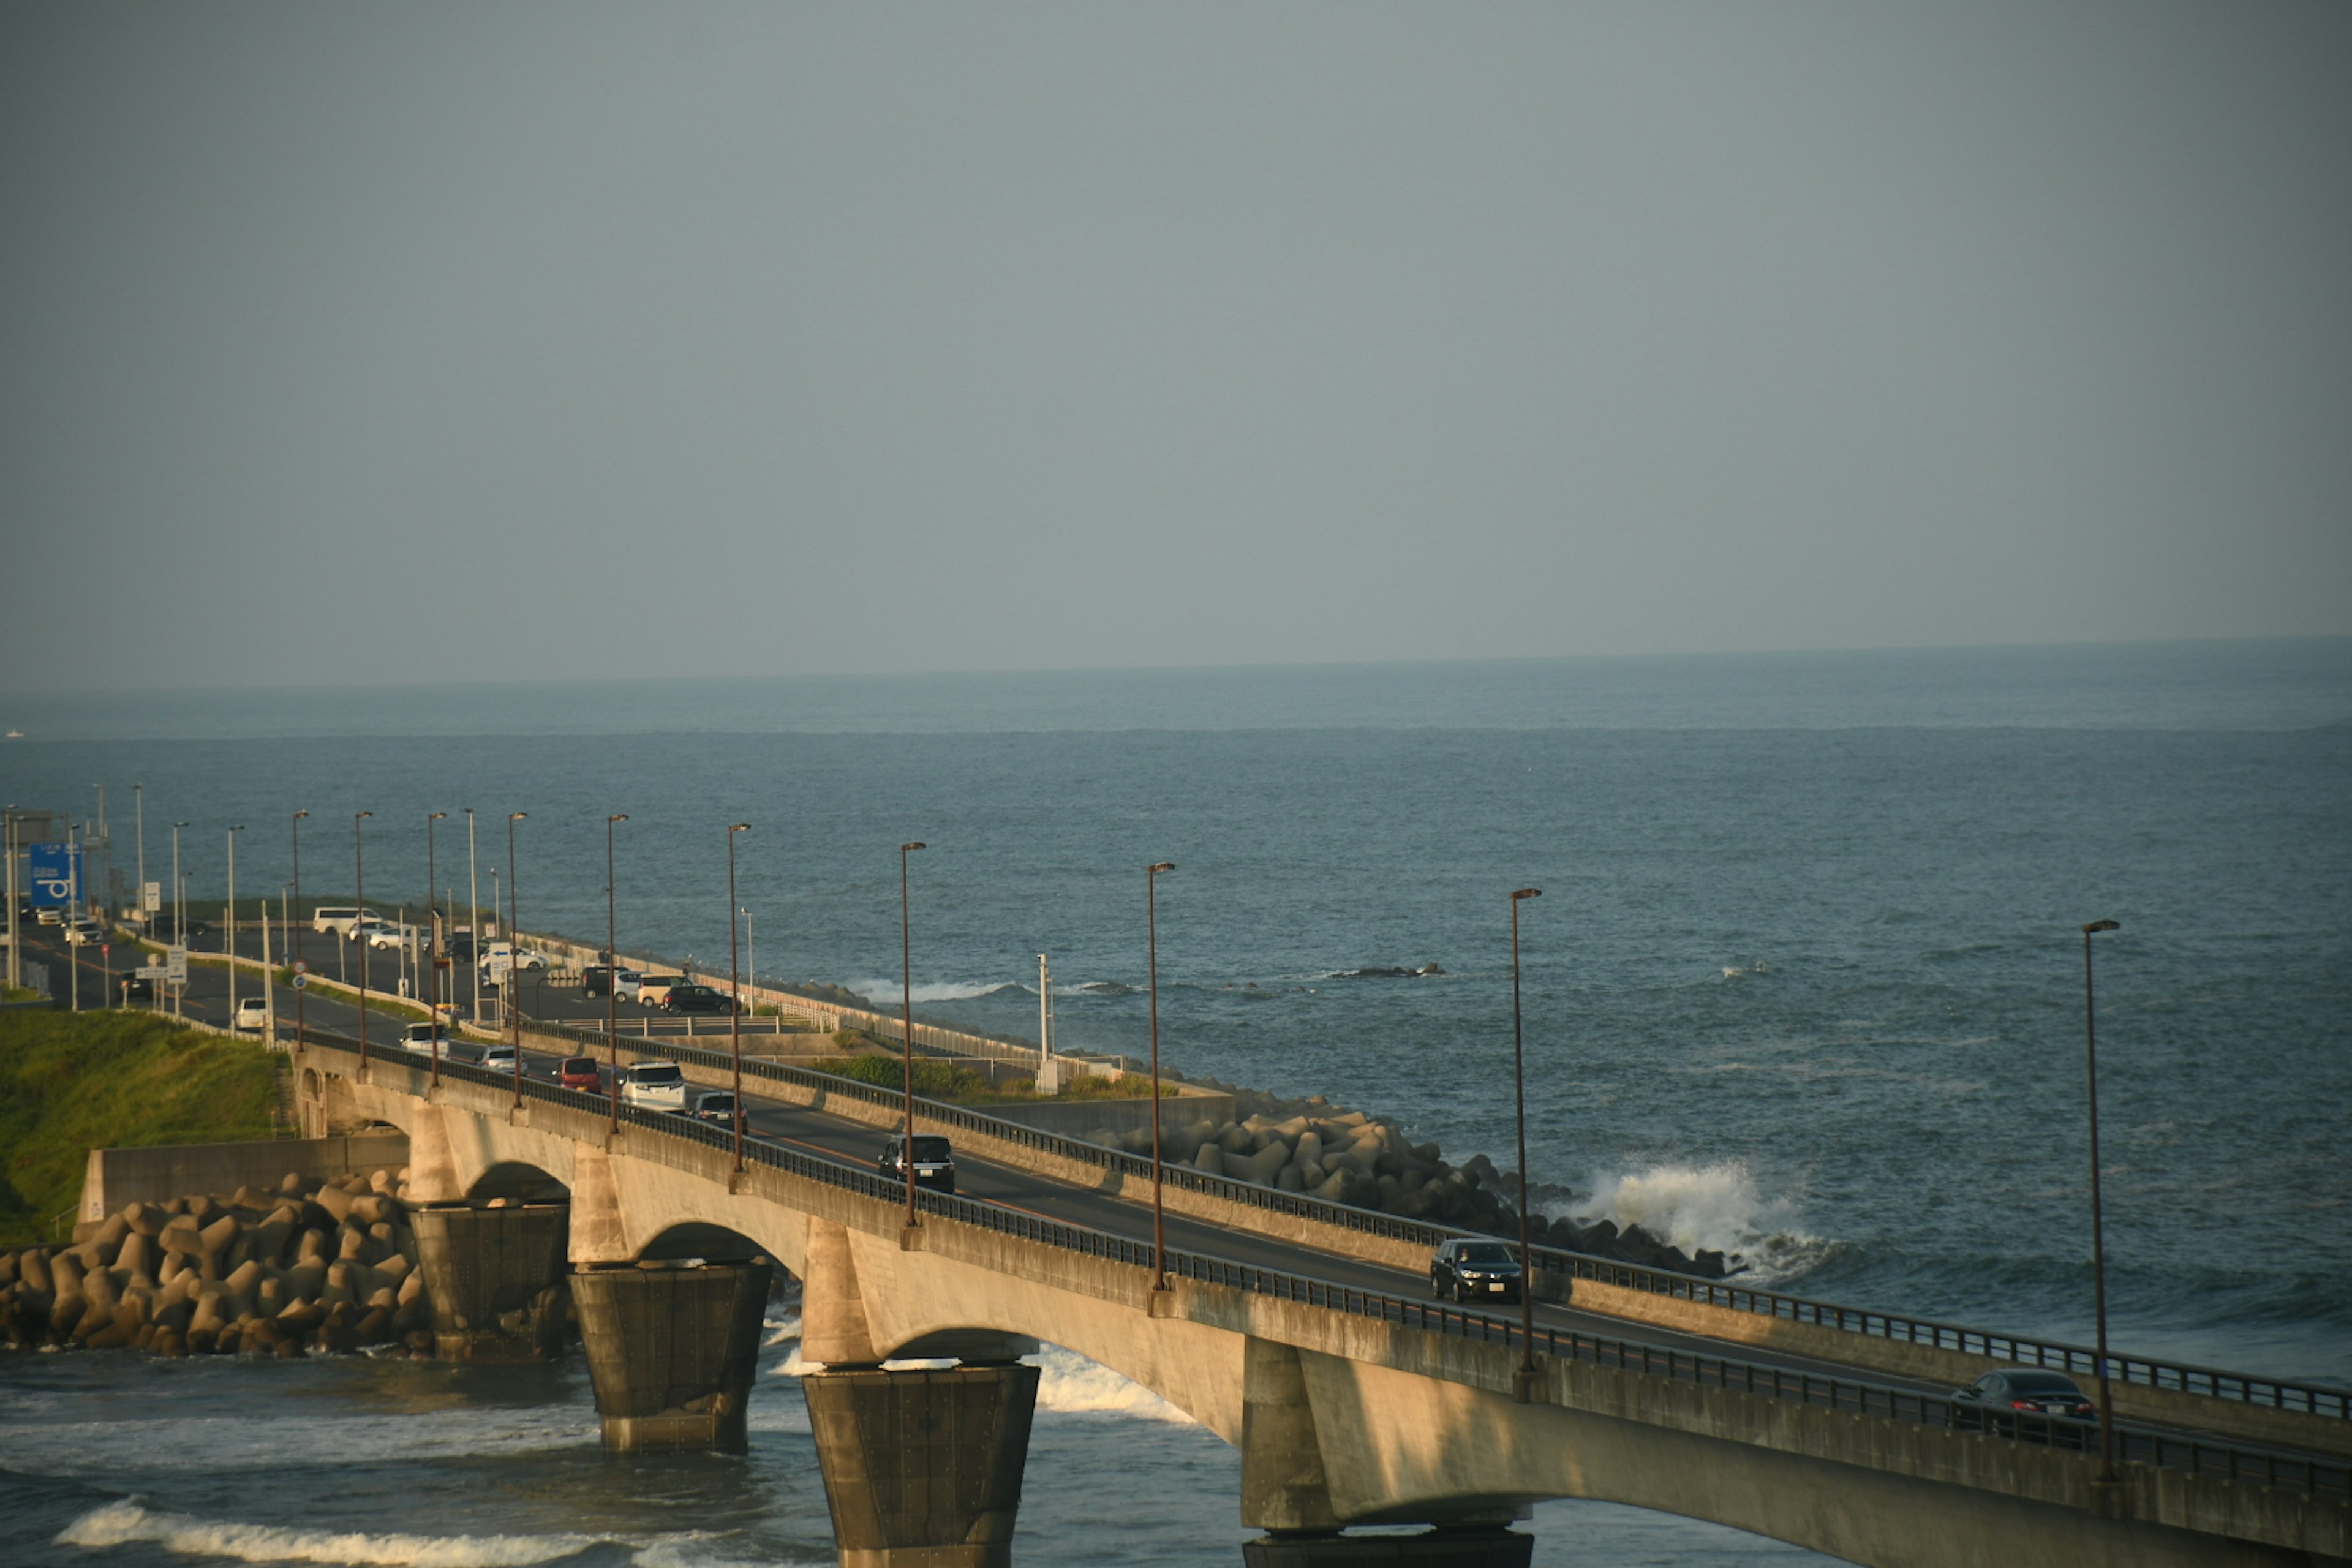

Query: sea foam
left=56, top=1499, right=606, bottom=1566
left=1566, top=1159, right=1831, bottom=1284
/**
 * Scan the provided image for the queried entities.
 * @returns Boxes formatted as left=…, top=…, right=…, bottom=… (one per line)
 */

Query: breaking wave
left=1564, top=1159, right=1831, bottom=1284
left=842, top=978, right=1023, bottom=1005
left=764, top=1322, right=1190, bottom=1424
left=56, top=1499, right=608, bottom=1566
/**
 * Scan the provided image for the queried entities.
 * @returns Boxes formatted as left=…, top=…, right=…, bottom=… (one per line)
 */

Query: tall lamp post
left=899, top=840, right=926, bottom=1232
left=728, top=824, right=750, bottom=1172
left=225, top=826, right=243, bottom=1031
left=289, top=812, right=308, bottom=1051
left=465, top=809, right=480, bottom=1025
left=507, top=813, right=526, bottom=1108
left=172, top=823, right=187, bottom=1017
left=1510, top=886, right=1542, bottom=1380
left=606, top=814, right=627, bottom=1133
left=1145, top=862, right=1177, bottom=1290
left=426, top=813, right=446, bottom=1087
left=134, top=783, right=144, bottom=926
left=354, top=813, right=373, bottom=1067
left=2081, top=917, right=2122, bottom=1482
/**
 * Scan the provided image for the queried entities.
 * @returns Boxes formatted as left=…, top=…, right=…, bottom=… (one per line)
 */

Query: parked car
left=361, top=921, right=411, bottom=950
left=143, top=914, right=213, bottom=943
left=581, top=965, right=614, bottom=997
left=634, top=974, right=688, bottom=1009
left=479, top=1044, right=521, bottom=1076
left=1948, top=1371, right=2096, bottom=1444
left=478, top=943, right=547, bottom=982
left=232, top=997, right=270, bottom=1032
left=612, top=969, right=646, bottom=1003
left=444, top=933, right=480, bottom=963
left=685, top=1090, right=745, bottom=1129
left=311, top=907, right=382, bottom=938
left=557, top=1056, right=605, bottom=1093
left=617, top=1060, right=688, bottom=1110
left=1430, top=1238, right=1524, bottom=1303
left=878, top=1134, right=957, bottom=1194
left=664, top=983, right=730, bottom=1014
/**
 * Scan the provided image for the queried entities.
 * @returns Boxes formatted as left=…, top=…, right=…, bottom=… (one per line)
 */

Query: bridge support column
left=409, top=1202, right=569, bottom=1361
left=1240, top=1339, right=1531, bottom=1568
left=803, top=1363, right=1041, bottom=1568
left=573, top=1260, right=771, bottom=1454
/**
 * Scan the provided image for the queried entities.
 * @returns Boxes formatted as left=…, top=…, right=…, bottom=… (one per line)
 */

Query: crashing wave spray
left=1565, top=1159, right=1830, bottom=1283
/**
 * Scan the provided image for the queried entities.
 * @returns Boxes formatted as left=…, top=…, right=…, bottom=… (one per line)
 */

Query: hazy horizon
left=6, top=4, right=2348, bottom=694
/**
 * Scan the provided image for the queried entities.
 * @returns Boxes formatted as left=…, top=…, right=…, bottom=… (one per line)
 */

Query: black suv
left=880, top=1134, right=956, bottom=1193
left=1430, top=1238, right=1524, bottom=1303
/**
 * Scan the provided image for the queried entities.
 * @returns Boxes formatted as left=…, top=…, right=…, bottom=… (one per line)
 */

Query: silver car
left=618, top=1060, right=688, bottom=1110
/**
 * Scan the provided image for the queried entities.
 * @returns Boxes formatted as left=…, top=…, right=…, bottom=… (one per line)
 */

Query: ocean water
left=4, top=640, right=2348, bottom=1566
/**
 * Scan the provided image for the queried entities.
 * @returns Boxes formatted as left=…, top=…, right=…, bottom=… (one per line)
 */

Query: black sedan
left=1948, top=1370, right=2097, bottom=1445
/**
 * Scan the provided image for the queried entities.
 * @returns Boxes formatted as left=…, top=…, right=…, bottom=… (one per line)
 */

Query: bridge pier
left=1241, top=1338, right=1531, bottom=1568
left=409, top=1202, right=570, bottom=1360
left=573, top=1259, right=772, bottom=1453
left=803, top=1362, right=1042, bottom=1568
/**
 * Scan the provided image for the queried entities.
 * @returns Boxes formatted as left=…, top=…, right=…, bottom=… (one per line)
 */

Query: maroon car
left=557, top=1056, right=605, bottom=1093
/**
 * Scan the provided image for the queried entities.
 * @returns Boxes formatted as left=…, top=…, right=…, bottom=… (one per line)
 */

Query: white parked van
left=312, top=907, right=382, bottom=938
left=478, top=942, right=548, bottom=982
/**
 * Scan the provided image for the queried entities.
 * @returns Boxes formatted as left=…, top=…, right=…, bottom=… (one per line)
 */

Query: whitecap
left=56, top=1498, right=606, bottom=1566
left=1564, top=1159, right=1832, bottom=1284
left=766, top=1340, right=1192, bottom=1425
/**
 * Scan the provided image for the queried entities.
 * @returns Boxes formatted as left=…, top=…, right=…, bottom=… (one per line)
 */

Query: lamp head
left=355, top=812, right=372, bottom=821
left=902, top=841, right=926, bottom=853
left=609, top=813, right=628, bottom=824
left=508, top=812, right=526, bottom=823
left=731, top=823, right=750, bottom=833
left=293, top=810, right=309, bottom=821
left=1148, top=861, right=1176, bottom=873
left=428, top=812, right=446, bottom=821
left=1512, top=887, right=1542, bottom=901
left=2082, top=919, right=2120, bottom=935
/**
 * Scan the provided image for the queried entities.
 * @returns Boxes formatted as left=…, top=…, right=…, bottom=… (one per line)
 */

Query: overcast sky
left=4, top=2, right=2346, bottom=692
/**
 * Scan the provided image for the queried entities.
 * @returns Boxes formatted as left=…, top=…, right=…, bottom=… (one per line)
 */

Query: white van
left=312, top=907, right=382, bottom=938
left=478, top=942, right=548, bottom=982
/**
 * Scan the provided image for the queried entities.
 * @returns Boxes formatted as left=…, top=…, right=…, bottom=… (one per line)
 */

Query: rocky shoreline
left=1, top=1169, right=440, bottom=1357
left=1097, top=1078, right=1735, bottom=1280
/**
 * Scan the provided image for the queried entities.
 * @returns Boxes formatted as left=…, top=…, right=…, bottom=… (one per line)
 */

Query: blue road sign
left=27, top=843, right=79, bottom=908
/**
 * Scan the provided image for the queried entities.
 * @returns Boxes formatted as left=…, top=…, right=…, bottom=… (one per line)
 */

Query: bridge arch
left=465, top=1161, right=570, bottom=1204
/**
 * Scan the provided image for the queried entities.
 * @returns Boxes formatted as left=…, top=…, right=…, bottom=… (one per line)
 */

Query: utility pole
left=466, top=809, right=480, bottom=1025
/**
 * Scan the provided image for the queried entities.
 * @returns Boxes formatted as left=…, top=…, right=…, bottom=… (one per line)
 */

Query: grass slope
left=0, top=1011, right=282, bottom=1247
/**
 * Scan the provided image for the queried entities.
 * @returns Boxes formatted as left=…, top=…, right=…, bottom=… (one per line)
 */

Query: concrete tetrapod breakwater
left=3, top=1166, right=439, bottom=1357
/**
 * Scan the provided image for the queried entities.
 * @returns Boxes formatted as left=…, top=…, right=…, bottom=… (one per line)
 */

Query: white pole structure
left=134, top=784, right=144, bottom=931
left=172, top=823, right=186, bottom=1017
left=4, top=810, right=17, bottom=993
left=68, top=823, right=79, bottom=1013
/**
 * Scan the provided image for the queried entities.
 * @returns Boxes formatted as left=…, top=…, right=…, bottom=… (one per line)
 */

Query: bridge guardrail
left=360, top=1025, right=2352, bottom=1431
left=336, top=1033, right=2349, bottom=1500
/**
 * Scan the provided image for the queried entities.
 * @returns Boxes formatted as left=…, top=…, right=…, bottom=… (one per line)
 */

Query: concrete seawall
left=81, top=1134, right=411, bottom=1228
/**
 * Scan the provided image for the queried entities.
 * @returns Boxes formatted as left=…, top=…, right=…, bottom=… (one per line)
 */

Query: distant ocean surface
left=4, top=640, right=2348, bottom=1568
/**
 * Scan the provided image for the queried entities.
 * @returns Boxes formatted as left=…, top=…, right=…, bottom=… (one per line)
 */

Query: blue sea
left=3, top=639, right=2348, bottom=1567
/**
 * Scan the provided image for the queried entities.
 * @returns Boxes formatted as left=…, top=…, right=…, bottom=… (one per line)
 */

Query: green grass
left=0, top=1011, right=284, bottom=1247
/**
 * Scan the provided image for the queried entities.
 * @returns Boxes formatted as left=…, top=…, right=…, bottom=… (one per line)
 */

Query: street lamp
left=606, top=815, right=627, bottom=1134
left=354, top=813, right=373, bottom=1068
left=225, top=826, right=243, bottom=1033
left=1510, top=886, right=1542, bottom=1381
left=1147, top=861, right=1176, bottom=1291
left=507, top=813, right=526, bottom=1108
left=290, top=812, right=308, bottom=1052
left=2081, top=917, right=2122, bottom=1482
left=465, top=809, right=480, bottom=1025
left=899, top=840, right=926, bottom=1232
left=426, top=813, right=446, bottom=1088
left=729, top=824, right=750, bottom=1172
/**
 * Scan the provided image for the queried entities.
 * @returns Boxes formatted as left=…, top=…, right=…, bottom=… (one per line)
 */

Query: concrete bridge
left=285, top=1032, right=2349, bottom=1568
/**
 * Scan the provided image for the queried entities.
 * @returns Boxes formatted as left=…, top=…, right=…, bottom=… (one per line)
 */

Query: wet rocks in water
left=0, top=1167, right=440, bottom=1357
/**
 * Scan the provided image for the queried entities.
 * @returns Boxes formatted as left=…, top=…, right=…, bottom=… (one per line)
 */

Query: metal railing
left=327, top=1031, right=2348, bottom=1499
left=364, top=1023, right=2352, bottom=1431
